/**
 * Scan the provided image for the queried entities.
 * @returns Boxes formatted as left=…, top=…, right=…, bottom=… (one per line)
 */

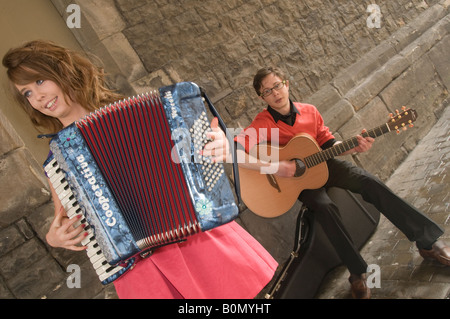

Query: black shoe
left=348, top=273, right=371, bottom=299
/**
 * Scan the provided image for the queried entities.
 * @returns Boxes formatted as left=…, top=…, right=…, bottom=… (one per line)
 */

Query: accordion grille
left=75, top=93, right=199, bottom=249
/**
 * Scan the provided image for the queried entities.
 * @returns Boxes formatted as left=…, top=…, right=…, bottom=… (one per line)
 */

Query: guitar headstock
left=387, top=106, right=418, bottom=134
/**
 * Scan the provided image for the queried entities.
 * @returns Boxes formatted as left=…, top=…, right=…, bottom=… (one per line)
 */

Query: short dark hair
left=253, top=66, right=286, bottom=96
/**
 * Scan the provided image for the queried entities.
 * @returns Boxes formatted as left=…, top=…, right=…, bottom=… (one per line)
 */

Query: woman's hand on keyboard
left=46, top=207, right=87, bottom=251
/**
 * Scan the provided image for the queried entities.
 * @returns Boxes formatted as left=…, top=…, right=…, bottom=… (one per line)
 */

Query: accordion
left=43, top=82, right=239, bottom=284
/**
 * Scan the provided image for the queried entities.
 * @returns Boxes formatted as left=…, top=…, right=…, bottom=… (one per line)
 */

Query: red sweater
left=236, top=102, right=335, bottom=153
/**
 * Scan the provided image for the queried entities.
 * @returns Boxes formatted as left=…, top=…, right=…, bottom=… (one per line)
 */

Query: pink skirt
left=114, top=221, right=277, bottom=299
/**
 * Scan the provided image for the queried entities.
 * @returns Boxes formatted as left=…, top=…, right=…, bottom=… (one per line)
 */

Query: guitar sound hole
left=293, top=159, right=306, bottom=177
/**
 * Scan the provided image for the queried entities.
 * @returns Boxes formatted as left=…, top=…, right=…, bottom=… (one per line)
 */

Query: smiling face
left=3, top=40, right=125, bottom=133
left=15, top=79, right=89, bottom=127
left=258, top=73, right=291, bottom=115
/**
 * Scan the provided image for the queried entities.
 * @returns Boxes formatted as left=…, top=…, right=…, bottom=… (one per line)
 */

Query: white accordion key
left=50, top=175, right=65, bottom=191
left=89, top=248, right=105, bottom=265
left=86, top=240, right=101, bottom=258
left=44, top=158, right=59, bottom=178
left=93, top=256, right=109, bottom=272
left=57, top=185, right=74, bottom=205
left=45, top=155, right=127, bottom=284
left=49, top=170, right=64, bottom=187
left=55, top=180, right=69, bottom=197
left=99, top=264, right=124, bottom=282
left=65, top=202, right=81, bottom=219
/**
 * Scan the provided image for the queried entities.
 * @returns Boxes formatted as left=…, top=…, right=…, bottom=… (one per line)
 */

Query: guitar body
left=239, top=133, right=329, bottom=217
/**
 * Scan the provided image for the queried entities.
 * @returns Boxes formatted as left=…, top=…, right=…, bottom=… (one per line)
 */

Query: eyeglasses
left=259, top=81, right=286, bottom=98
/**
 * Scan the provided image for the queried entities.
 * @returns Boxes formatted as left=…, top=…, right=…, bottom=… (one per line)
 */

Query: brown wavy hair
left=253, top=66, right=287, bottom=96
left=2, top=40, right=123, bottom=133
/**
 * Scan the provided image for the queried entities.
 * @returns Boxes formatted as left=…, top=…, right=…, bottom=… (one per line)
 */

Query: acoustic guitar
left=239, top=108, right=418, bottom=217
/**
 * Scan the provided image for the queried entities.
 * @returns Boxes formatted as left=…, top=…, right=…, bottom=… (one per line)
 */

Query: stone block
left=92, top=33, right=147, bottom=84
left=0, top=112, right=24, bottom=156
left=16, top=219, right=34, bottom=240
left=0, top=277, right=14, bottom=299
left=399, top=15, right=449, bottom=65
left=428, top=34, right=450, bottom=90
left=0, top=149, right=50, bottom=226
left=131, top=68, right=179, bottom=94
left=0, top=238, right=47, bottom=279
left=338, top=97, right=408, bottom=180
left=115, top=0, right=163, bottom=27
left=332, top=41, right=397, bottom=95
left=219, top=87, right=250, bottom=120
left=345, top=54, right=410, bottom=111
left=7, top=255, right=65, bottom=299
left=25, top=202, right=54, bottom=245
left=407, top=3, right=447, bottom=37
left=303, top=84, right=342, bottom=114
left=78, top=0, right=126, bottom=40
left=339, top=97, right=390, bottom=139
left=379, top=55, right=436, bottom=112
left=0, top=226, right=26, bottom=257
left=387, top=4, right=446, bottom=51
left=322, top=98, right=355, bottom=132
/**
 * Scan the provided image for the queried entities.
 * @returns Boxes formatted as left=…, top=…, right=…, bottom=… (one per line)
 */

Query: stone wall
left=0, top=0, right=449, bottom=298
left=305, top=4, right=450, bottom=179
left=52, top=0, right=449, bottom=179
left=0, top=107, right=117, bottom=298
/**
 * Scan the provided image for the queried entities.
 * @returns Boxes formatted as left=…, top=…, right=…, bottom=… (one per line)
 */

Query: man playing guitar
left=232, top=66, right=450, bottom=299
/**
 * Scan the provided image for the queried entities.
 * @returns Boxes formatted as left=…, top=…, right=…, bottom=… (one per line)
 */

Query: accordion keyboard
left=44, top=158, right=125, bottom=283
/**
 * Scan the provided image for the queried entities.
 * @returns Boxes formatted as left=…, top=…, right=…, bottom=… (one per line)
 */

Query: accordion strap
left=200, top=89, right=242, bottom=206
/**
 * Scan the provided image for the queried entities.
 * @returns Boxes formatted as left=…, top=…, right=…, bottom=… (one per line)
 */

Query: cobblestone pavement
left=315, top=103, right=450, bottom=299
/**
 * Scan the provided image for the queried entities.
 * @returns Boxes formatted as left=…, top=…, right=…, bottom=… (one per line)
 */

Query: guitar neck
left=304, top=123, right=391, bottom=168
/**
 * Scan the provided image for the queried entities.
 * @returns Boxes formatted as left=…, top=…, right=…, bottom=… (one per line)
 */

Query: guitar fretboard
left=304, top=123, right=390, bottom=168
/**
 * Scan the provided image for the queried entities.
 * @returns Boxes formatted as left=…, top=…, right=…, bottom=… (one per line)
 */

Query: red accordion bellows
left=76, top=93, right=200, bottom=248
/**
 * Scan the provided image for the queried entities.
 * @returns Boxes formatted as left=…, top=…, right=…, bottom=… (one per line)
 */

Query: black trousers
left=298, top=159, right=444, bottom=275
